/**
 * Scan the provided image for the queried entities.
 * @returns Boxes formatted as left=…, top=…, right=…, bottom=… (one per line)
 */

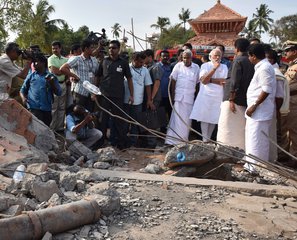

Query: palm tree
left=150, top=17, right=170, bottom=34
left=111, top=23, right=122, bottom=39
left=250, top=4, right=274, bottom=37
left=178, top=8, right=191, bottom=33
left=17, top=0, right=65, bottom=51
left=241, top=20, right=260, bottom=39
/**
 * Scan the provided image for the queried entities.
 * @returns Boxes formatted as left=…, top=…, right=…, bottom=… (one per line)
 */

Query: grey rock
left=79, top=225, right=91, bottom=238
left=2, top=204, right=22, bottom=216
left=141, top=164, right=162, bottom=174
left=47, top=193, right=61, bottom=206
left=74, top=156, right=85, bottom=167
left=59, top=172, right=77, bottom=191
left=92, top=231, right=104, bottom=240
left=93, top=162, right=111, bottom=169
left=67, top=140, right=92, bottom=159
left=0, top=192, right=17, bottom=212
left=96, top=147, right=119, bottom=163
left=52, top=232, right=74, bottom=240
left=76, top=180, right=85, bottom=192
left=42, top=232, right=52, bottom=240
left=24, top=198, right=38, bottom=211
left=31, top=179, right=62, bottom=202
left=164, top=142, right=215, bottom=168
left=76, top=170, right=106, bottom=182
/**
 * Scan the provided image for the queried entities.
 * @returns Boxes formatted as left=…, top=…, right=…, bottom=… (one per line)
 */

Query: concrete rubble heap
left=0, top=99, right=297, bottom=239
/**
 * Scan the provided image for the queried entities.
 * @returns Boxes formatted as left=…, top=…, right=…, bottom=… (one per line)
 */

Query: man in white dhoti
left=190, top=48, right=228, bottom=142
left=245, top=44, right=276, bottom=173
left=165, top=50, right=200, bottom=145
left=217, top=38, right=254, bottom=150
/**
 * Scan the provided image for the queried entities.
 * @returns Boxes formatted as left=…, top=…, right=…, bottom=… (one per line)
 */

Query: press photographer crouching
left=20, top=54, right=62, bottom=126
left=66, top=104, right=103, bottom=150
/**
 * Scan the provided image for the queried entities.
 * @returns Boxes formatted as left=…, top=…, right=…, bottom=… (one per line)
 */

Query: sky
left=31, top=0, right=296, bottom=50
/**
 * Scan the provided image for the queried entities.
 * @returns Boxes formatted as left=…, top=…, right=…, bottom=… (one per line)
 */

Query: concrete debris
left=31, top=179, right=63, bottom=202
left=0, top=99, right=58, bottom=152
left=93, top=162, right=111, bottom=169
left=41, top=232, right=53, bottom=240
left=140, top=164, right=162, bottom=174
left=59, top=172, right=77, bottom=191
left=164, top=142, right=215, bottom=168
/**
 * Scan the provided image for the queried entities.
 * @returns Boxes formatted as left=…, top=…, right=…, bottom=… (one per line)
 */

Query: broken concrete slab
left=78, top=168, right=297, bottom=198
left=0, top=99, right=58, bottom=152
left=67, top=140, right=92, bottom=159
left=164, top=142, right=215, bottom=168
left=31, top=179, right=63, bottom=202
left=96, top=147, right=119, bottom=163
left=0, top=127, right=49, bottom=171
left=0, top=192, right=18, bottom=212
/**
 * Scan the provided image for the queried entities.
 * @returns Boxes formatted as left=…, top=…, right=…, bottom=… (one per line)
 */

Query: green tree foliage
left=157, top=24, right=195, bottom=49
left=241, top=20, right=261, bottom=39
left=0, top=0, right=32, bottom=48
left=269, top=14, right=297, bottom=46
left=178, top=8, right=191, bottom=33
left=16, top=0, right=65, bottom=53
left=151, top=17, right=171, bottom=34
left=111, top=23, right=122, bottom=39
left=250, top=4, right=274, bottom=37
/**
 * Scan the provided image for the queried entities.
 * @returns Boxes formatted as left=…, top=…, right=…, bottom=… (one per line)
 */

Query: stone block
left=59, top=172, right=77, bottom=191
left=93, top=162, right=111, bottom=169
left=96, top=147, right=119, bottom=163
left=31, top=180, right=62, bottom=202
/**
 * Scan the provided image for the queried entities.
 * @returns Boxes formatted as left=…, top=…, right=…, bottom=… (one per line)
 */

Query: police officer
left=280, top=40, right=297, bottom=165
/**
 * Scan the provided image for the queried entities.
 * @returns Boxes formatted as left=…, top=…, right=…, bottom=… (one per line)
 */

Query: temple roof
left=190, top=0, right=247, bottom=23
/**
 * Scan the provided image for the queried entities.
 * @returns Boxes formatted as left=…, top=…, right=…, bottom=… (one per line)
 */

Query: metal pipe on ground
left=0, top=199, right=101, bottom=240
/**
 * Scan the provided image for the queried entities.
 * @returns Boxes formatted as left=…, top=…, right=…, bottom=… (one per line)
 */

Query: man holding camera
left=65, top=104, right=103, bottom=150
left=0, top=42, right=31, bottom=100
left=20, top=55, right=62, bottom=126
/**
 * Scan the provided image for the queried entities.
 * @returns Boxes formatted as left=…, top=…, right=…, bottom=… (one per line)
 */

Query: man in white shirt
left=124, top=52, right=153, bottom=146
left=0, top=42, right=31, bottom=100
left=245, top=44, right=276, bottom=173
left=165, top=49, right=200, bottom=145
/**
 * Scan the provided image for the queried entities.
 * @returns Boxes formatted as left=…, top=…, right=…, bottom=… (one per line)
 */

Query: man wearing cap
left=280, top=40, right=297, bottom=163
left=0, top=42, right=31, bottom=100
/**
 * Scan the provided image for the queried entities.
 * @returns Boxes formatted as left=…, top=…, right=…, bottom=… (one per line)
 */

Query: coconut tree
left=178, top=8, right=191, bottom=33
left=241, top=20, right=261, bottom=39
left=111, top=23, right=122, bottom=39
left=150, top=17, right=170, bottom=34
left=250, top=4, right=274, bottom=37
left=17, top=0, right=65, bottom=52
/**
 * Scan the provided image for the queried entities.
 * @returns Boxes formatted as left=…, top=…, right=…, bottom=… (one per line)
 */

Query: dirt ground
left=88, top=149, right=297, bottom=240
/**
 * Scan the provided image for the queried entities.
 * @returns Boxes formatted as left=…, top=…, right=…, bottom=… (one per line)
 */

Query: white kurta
left=190, top=62, right=228, bottom=124
left=165, top=62, right=200, bottom=145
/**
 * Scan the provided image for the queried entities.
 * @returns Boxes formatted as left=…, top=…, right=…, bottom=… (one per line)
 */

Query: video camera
left=18, top=45, right=44, bottom=62
left=87, top=28, right=109, bottom=47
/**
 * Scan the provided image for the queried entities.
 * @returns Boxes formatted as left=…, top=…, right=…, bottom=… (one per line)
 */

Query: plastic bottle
left=176, top=152, right=186, bottom=162
left=83, top=81, right=102, bottom=95
left=12, top=164, right=26, bottom=183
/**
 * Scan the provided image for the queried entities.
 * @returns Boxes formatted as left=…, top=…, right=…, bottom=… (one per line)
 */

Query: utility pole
left=131, top=18, right=136, bottom=50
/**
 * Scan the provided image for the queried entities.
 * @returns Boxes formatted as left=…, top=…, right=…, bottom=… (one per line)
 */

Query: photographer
left=65, top=104, right=103, bottom=150
left=0, top=42, right=32, bottom=100
left=20, top=54, right=62, bottom=126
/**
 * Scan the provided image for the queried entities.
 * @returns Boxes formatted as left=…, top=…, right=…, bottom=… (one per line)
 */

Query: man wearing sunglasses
left=279, top=40, right=297, bottom=166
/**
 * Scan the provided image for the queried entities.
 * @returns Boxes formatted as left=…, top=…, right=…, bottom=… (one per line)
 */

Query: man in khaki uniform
left=280, top=40, right=297, bottom=165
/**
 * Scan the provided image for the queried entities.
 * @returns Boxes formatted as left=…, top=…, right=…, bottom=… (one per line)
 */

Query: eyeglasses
left=109, top=47, right=118, bottom=50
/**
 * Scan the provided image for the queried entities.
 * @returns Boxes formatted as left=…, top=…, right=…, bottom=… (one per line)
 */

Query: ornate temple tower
left=188, top=0, right=247, bottom=51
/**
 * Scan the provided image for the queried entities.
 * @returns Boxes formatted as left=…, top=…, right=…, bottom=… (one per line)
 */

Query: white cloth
left=0, top=54, right=21, bottom=93
left=269, top=110, right=278, bottom=162
left=217, top=101, right=246, bottom=150
left=246, top=58, right=276, bottom=121
left=124, top=65, right=152, bottom=105
left=165, top=101, right=193, bottom=145
left=245, top=118, right=272, bottom=172
left=170, top=62, right=200, bottom=104
left=190, top=61, right=228, bottom=124
left=165, top=62, right=200, bottom=145
left=272, top=64, right=290, bottom=115
left=200, top=122, right=216, bottom=142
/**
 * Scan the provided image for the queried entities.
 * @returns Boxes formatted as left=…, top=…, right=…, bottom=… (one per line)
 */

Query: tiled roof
left=191, top=0, right=246, bottom=22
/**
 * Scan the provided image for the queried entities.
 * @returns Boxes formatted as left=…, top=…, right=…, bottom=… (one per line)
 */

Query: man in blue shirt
left=20, top=55, right=62, bottom=126
left=66, top=104, right=102, bottom=150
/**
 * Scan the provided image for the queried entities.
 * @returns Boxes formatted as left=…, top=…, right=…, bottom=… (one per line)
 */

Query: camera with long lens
left=18, top=45, right=44, bottom=61
left=87, top=28, right=109, bottom=47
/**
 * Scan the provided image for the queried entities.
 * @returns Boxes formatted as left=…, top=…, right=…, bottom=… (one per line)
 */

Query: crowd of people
left=0, top=37, right=297, bottom=172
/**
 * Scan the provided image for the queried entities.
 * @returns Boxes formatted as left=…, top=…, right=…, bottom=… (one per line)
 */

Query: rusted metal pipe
left=0, top=199, right=101, bottom=240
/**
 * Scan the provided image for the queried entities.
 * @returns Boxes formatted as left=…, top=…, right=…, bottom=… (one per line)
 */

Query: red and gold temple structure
left=188, top=0, right=247, bottom=51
